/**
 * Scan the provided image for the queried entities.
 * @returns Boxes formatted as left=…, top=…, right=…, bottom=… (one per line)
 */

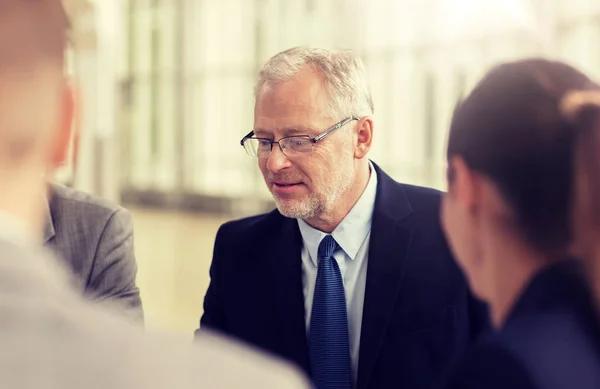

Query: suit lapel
left=357, top=165, right=414, bottom=389
left=268, top=215, right=310, bottom=373
left=43, top=197, right=55, bottom=244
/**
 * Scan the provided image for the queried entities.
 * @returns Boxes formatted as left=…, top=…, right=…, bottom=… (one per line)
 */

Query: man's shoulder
left=216, top=209, right=285, bottom=240
left=397, top=182, right=443, bottom=212
left=383, top=179, right=444, bottom=225
left=399, top=182, right=443, bottom=202
left=373, top=164, right=443, bottom=214
left=49, top=182, right=128, bottom=221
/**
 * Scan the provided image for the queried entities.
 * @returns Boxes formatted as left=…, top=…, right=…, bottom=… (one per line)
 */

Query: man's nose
left=266, top=143, right=292, bottom=173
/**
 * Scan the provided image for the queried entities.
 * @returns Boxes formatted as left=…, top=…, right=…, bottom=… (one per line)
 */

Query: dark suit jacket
left=198, top=165, right=487, bottom=389
left=44, top=182, right=143, bottom=323
left=441, top=260, right=600, bottom=389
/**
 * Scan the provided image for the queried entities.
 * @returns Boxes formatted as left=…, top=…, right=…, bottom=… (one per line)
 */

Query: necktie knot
left=318, top=235, right=338, bottom=259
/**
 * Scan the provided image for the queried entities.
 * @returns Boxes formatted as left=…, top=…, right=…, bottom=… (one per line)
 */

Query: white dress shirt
left=297, top=164, right=378, bottom=386
left=0, top=210, right=36, bottom=248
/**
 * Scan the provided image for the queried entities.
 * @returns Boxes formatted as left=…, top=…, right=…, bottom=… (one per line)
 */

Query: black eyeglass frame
left=240, top=116, right=360, bottom=156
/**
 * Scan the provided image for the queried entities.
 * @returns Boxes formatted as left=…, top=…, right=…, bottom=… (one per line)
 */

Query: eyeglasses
left=240, top=116, right=360, bottom=158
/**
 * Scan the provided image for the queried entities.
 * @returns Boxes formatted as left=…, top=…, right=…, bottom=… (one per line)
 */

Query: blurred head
left=251, top=47, right=374, bottom=225
left=570, top=93, right=600, bottom=298
left=0, top=0, right=72, bottom=223
left=442, top=59, right=598, bottom=301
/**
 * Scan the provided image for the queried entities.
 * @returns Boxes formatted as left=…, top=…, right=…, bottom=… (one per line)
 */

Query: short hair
left=254, top=46, right=374, bottom=120
left=0, top=0, right=69, bottom=159
left=447, top=58, right=600, bottom=254
left=0, top=0, right=68, bottom=69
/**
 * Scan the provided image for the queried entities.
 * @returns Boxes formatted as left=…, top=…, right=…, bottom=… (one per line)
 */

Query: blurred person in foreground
left=440, top=58, right=600, bottom=389
left=198, top=46, right=487, bottom=389
left=0, top=1, right=308, bottom=388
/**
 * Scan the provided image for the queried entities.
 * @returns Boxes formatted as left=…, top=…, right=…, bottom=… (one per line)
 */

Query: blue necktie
left=308, top=235, right=352, bottom=389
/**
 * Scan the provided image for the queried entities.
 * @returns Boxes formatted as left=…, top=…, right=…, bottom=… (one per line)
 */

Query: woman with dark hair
left=440, top=59, right=600, bottom=389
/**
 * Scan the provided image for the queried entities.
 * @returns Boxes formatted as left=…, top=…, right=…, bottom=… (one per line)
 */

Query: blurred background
left=60, top=0, right=600, bottom=334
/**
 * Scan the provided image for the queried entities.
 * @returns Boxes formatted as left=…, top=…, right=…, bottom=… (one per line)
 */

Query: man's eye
left=290, top=138, right=309, bottom=147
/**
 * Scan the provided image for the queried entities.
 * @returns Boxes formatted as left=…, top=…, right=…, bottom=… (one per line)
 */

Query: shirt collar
left=0, top=210, right=37, bottom=248
left=298, top=162, right=378, bottom=266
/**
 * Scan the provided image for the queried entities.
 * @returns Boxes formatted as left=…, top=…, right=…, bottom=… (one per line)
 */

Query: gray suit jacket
left=0, top=237, right=309, bottom=389
left=44, top=182, right=143, bottom=322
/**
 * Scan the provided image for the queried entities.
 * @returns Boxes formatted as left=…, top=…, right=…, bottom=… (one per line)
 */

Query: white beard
left=273, top=162, right=355, bottom=220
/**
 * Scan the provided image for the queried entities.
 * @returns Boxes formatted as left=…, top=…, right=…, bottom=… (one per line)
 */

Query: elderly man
left=198, top=46, right=488, bottom=389
left=0, top=1, right=308, bottom=388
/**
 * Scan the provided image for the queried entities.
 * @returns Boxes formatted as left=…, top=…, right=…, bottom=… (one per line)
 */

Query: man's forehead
left=253, top=116, right=316, bottom=133
left=254, top=88, right=331, bottom=128
left=256, top=88, right=329, bottom=111
left=257, top=68, right=330, bottom=103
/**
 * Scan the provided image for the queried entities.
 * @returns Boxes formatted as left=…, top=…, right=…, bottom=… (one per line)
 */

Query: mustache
left=268, top=173, right=305, bottom=183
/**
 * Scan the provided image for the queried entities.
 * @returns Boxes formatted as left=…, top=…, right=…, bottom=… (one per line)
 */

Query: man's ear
left=51, top=80, right=76, bottom=167
left=354, top=116, right=373, bottom=159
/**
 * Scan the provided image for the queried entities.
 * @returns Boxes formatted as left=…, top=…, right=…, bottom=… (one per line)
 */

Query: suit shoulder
left=216, top=209, right=281, bottom=239
left=498, top=313, right=600, bottom=381
left=466, top=312, right=600, bottom=389
left=443, top=342, right=535, bottom=389
left=400, top=183, right=443, bottom=208
left=388, top=182, right=444, bottom=231
left=49, top=183, right=128, bottom=220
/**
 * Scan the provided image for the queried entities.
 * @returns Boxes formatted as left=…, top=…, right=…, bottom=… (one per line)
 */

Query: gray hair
left=254, top=46, right=374, bottom=120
